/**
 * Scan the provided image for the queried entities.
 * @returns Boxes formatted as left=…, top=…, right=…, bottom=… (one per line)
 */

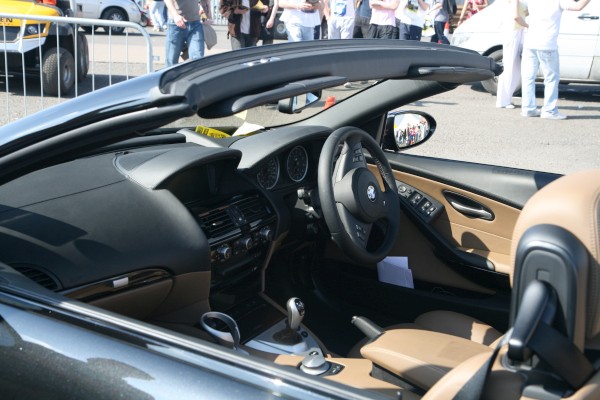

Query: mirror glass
left=393, top=113, right=431, bottom=149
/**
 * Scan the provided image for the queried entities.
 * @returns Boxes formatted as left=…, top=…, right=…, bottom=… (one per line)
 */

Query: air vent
left=198, top=208, right=238, bottom=239
left=11, top=264, right=62, bottom=291
left=196, top=195, right=272, bottom=240
left=235, top=196, right=271, bottom=223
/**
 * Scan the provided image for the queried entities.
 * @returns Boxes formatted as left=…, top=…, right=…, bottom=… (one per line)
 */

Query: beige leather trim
left=390, top=207, right=495, bottom=294
left=393, top=171, right=520, bottom=278
left=421, top=352, right=490, bottom=400
left=565, top=369, right=600, bottom=400
left=275, top=355, right=421, bottom=399
left=89, top=279, right=173, bottom=320
left=360, top=329, right=492, bottom=390
left=415, top=311, right=503, bottom=347
left=509, top=169, right=600, bottom=347
left=423, top=346, right=525, bottom=400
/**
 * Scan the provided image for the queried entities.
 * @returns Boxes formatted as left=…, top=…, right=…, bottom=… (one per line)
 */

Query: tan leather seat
left=353, top=169, right=600, bottom=394
left=425, top=169, right=600, bottom=399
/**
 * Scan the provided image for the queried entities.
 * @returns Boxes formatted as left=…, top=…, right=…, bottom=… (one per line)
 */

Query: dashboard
left=0, top=127, right=331, bottom=320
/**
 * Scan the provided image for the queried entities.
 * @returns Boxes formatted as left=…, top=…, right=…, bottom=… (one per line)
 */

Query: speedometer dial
left=286, top=146, right=308, bottom=183
left=257, top=157, right=280, bottom=190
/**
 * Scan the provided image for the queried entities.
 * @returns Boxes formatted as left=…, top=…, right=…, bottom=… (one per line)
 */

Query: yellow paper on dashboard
left=195, top=126, right=231, bottom=138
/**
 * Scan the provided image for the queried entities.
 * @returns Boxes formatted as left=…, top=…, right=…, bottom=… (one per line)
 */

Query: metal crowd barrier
left=1, top=13, right=154, bottom=124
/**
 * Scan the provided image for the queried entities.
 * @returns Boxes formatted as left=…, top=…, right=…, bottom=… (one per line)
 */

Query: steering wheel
left=318, top=127, right=400, bottom=265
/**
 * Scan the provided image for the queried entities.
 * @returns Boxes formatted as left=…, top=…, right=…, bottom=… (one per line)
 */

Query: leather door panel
left=378, top=153, right=561, bottom=294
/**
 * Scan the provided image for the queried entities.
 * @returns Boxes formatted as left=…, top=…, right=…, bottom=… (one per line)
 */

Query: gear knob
left=286, top=297, right=305, bottom=331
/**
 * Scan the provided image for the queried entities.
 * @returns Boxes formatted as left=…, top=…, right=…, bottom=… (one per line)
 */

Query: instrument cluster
left=256, top=145, right=310, bottom=190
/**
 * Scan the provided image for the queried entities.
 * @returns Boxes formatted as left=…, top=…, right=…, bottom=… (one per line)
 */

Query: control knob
left=241, top=237, right=253, bottom=250
left=259, top=226, right=273, bottom=242
left=217, top=244, right=232, bottom=261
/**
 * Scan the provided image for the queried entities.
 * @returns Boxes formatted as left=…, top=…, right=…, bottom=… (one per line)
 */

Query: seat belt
left=453, top=322, right=595, bottom=400
left=452, top=342, right=502, bottom=400
left=528, top=321, right=594, bottom=389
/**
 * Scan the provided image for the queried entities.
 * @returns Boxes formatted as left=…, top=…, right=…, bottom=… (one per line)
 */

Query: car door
left=365, top=120, right=562, bottom=334
left=559, top=1, right=600, bottom=80
left=75, top=0, right=98, bottom=19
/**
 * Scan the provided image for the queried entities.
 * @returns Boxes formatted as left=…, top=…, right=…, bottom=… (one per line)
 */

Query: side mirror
left=278, top=91, right=322, bottom=114
left=382, top=111, right=436, bottom=151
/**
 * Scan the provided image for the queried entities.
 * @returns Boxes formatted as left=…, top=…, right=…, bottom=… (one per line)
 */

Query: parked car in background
left=451, top=0, right=600, bottom=94
left=74, top=0, right=142, bottom=34
left=0, top=0, right=89, bottom=95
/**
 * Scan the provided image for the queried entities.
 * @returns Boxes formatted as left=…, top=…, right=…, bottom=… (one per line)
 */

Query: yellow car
left=0, top=0, right=88, bottom=95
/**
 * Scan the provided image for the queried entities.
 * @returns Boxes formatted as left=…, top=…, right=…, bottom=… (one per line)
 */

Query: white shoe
left=497, top=103, right=515, bottom=109
left=521, top=109, right=541, bottom=117
left=541, top=112, right=567, bottom=120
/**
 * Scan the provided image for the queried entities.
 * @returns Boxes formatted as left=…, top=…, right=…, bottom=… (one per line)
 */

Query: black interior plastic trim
left=83, top=133, right=187, bottom=156
left=61, top=269, right=172, bottom=302
left=508, top=280, right=557, bottom=362
left=386, top=153, right=561, bottom=210
left=199, top=76, right=347, bottom=118
left=407, top=66, right=496, bottom=83
left=122, top=145, right=242, bottom=189
left=510, top=224, right=589, bottom=343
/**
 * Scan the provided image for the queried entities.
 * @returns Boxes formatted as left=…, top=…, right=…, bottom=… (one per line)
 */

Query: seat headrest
left=510, top=169, right=600, bottom=341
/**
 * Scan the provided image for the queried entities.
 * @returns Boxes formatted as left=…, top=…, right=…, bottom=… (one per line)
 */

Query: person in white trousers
left=495, top=0, right=528, bottom=109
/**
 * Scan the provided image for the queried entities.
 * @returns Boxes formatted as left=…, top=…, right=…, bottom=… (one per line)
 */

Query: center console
left=193, top=193, right=276, bottom=284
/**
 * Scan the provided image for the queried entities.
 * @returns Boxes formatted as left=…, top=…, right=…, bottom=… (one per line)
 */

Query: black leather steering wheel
left=318, top=127, right=400, bottom=264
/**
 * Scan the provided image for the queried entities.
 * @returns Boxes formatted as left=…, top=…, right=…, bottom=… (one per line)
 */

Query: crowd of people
left=153, top=0, right=461, bottom=63
left=151, top=0, right=592, bottom=120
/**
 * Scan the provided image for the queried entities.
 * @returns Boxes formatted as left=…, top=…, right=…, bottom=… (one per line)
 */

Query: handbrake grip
left=351, top=316, right=384, bottom=340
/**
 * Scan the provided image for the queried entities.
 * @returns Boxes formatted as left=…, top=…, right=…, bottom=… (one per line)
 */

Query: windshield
left=167, top=81, right=374, bottom=138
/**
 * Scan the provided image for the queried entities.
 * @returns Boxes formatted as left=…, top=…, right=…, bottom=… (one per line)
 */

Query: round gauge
left=286, top=146, right=309, bottom=183
left=257, top=157, right=280, bottom=190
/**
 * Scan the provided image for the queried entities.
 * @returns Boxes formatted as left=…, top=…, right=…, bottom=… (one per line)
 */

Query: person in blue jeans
left=427, top=0, right=452, bottom=44
left=164, top=0, right=205, bottom=67
left=520, top=0, right=591, bottom=120
left=352, top=0, right=371, bottom=38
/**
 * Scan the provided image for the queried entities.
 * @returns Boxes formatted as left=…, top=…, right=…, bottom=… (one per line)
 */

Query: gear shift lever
left=273, top=297, right=305, bottom=345
left=286, top=297, right=305, bottom=331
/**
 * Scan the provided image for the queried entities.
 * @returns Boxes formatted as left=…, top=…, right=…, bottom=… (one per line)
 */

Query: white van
left=75, top=0, right=143, bottom=34
left=451, top=0, right=600, bottom=94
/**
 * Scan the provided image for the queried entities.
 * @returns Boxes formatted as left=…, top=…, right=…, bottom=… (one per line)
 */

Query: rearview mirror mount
left=278, top=91, right=322, bottom=114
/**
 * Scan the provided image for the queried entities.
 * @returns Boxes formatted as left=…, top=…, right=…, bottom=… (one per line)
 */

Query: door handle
left=449, top=200, right=494, bottom=220
left=443, top=190, right=495, bottom=221
left=578, top=14, right=599, bottom=20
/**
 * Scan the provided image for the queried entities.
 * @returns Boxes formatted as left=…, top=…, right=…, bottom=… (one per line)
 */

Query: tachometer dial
left=257, top=157, right=280, bottom=189
left=286, top=146, right=308, bottom=183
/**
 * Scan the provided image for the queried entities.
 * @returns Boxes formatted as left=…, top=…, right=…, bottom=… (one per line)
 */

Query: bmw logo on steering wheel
left=367, top=185, right=376, bottom=202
